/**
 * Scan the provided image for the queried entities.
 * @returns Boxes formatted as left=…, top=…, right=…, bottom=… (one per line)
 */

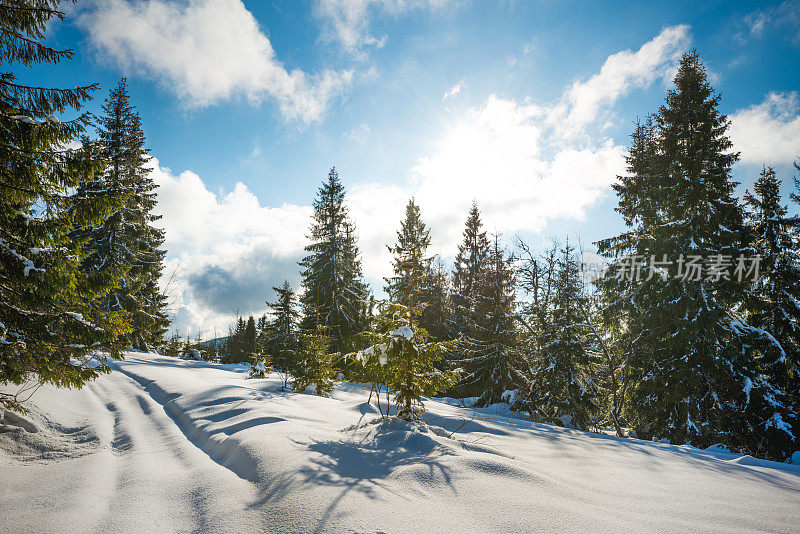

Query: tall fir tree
left=0, top=0, right=132, bottom=409
left=597, top=52, right=796, bottom=458
left=244, top=315, right=257, bottom=359
left=299, top=168, right=368, bottom=353
left=223, top=316, right=247, bottom=363
left=385, top=198, right=433, bottom=321
left=266, top=281, right=300, bottom=389
left=421, top=257, right=454, bottom=342
left=529, top=240, right=598, bottom=429
left=743, top=166, right=800, bottom=451
left=458, top=235, right=528, bottom=406
left=72, top=78, right=168, bottom=349
left=380, top=201, right=458, bottom=418
left=791, top=161, right=800, bottom=412
left=452, top=201, right=491, bottom=335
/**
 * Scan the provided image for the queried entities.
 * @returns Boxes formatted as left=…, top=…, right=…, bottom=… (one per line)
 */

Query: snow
left=2, top=351, right=799, bottom=533
left=391, top=325, right=414, bottom=339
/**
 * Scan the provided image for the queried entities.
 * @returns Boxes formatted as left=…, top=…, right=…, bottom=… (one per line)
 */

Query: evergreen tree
left=244, top=315, right=257, bottom=360
left=516, top=239, right=559, bottom=357
left=458, top=235, right=528, bottom=406
left=354, top=302, right=456, bottom=420
left=299, top=168, right=368, bottom=353
left=0, top=0, right=129, bottom=409
left=266, top=281, right=300, bottom=389
left=255, top=314, right=269, bottom=355
left=421, top=257, right=454, bottom=342
left=292, top=324, right=336, bottom=396
left=385, top=198, right=432, bottom=321
left=223, top=316, right=247, bottom=363
left=452, top=201, right=490, bottom=335
left=529, top=241, right=598, bottom=429
left=73, top=78, right=168, bottom=349
left=743, top=166, right=800, bottom=453
left=597, top=52, right=795, bottom=458
left=791, top=161, right=800, bottom=410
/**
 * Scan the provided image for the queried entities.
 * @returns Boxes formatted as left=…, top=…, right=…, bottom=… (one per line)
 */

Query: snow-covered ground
left=2, top=352, right=799, bottom=533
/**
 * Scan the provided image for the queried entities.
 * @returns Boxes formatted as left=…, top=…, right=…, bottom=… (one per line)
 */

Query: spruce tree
left=452, top=201, right=490, bottom=335
left=256, top=314, right=269, bottom=354
left=299, top=168, right=368, bottom=353
left=743, top=166, right=800, bottom=453
left=223, top=316, right=247, bottom=363
left=420, top=257, right=453, bottom=342
left=244, top=315, right=256, bottom=360
left=516, top=240, right=559, bottom=358
left=791, top=162, right=800, bottom=411
left=354, top=301, right=456, bottom=420
left=292, top=323, right=336, bottom=396
left=385, top=198, right=433, bottom=321
left=0, top=0, right=129, bottom=409
left=73, top=78, right=168, bottom=349
left=529, top=241, right=598, bottom=429
left=266, top=281, right=300, bottom=389
left=458, top=235, right=528, bottom=407
left=597, top=52, right=795, bottom=458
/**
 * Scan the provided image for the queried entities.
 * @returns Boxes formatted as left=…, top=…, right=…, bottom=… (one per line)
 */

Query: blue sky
left=35, top=0, right=800, bottom=336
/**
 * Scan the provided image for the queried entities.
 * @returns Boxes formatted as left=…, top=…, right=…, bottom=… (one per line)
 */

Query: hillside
left=2, top=352, right=799, bottom=533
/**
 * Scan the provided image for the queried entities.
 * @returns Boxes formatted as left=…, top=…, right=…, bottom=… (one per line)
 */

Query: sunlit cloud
left=79, top=0, right=352, bottom=122
left=150, top=158, right=311, bottom=335
left=314, top=0, right=454, bottom=56
left=443, top=80, right=464, bottom=101
left=729, top=91, right=800, bottom=165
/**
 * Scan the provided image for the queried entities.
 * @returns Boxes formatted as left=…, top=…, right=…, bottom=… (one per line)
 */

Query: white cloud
left=548, top=24, right=690, bottom=135
left=79, top=0, right=351, bottom=122
left=314, top=0, right=452, bottom=55
left=406, top=96, right=624, bottom=259
left=150, top=158, right=311, bottom=335
left=346, top=123, right=372, bottom=146
left=522, top=37, right=537, bottom=55
left=443, top=80, right=463, bottom=101
left=739, top=1, right=800, bottom=45
left=729, top=92, right=800, bottom=164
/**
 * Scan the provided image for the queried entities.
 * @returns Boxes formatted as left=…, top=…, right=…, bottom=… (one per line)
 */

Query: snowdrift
left=2, top=352, right=799, bottom=533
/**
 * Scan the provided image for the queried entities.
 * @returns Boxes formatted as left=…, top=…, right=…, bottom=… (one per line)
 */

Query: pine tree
left=255, top=314, right=269, bottom=354
left=223, top=316, right=247, bottom=363
left=299, top=168, right=368, bottom=353
left=266, top=281, right=300, bottom=389
left=0, top=0, right=130, bottom=409
left=244, top=315, right=257, bottom=360
left=72, top=78, right=168, bottom=349
left=385, top=199, right=433, bottom=321
left=452, top=201, right=490, bottom=335
left=292, top=324, right=336, bottom=396
left=790, top=162, right=800, bottom=411
left=529, top=240, right=598, bottom=429
left=516, top=239, right=559, bottom=357
left=458, top=235, right=528, bottom=407
left=597, top=52, right=795, bottom=458
left=421, top=257, right=453, bottom=342
left=743, top=166, right=800, bottom=453
left=354, top=302, right=456, bottom=420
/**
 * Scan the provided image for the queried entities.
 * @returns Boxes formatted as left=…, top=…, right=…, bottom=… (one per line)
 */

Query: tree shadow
left=249, top=418, right=456, bottom=532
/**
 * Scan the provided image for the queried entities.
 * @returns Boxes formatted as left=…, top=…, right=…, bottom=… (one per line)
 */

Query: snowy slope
left=2, top=352, right=799, bottom=533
